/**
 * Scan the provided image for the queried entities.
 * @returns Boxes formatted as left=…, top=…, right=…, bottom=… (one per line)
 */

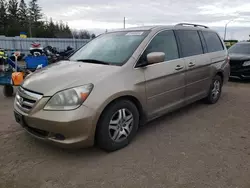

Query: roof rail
left=176, top=23, right=209, bottom=29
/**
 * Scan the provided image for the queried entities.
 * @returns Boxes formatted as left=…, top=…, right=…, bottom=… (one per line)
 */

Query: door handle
left=188, top=62, right=196, bottom=67
left=175, top=65, right=184, bottom=70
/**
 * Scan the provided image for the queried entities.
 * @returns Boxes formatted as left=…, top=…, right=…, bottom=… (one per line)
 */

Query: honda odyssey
left=14, top=23, right=230, bottom=151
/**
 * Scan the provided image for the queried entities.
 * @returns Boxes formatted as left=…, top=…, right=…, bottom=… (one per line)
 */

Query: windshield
left=70, top=31, right=149, bottom=66
left=228, top=43, right=250, bottom=54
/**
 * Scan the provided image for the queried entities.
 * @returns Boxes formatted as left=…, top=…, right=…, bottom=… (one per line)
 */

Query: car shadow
left=23, top=135, right=108, bottom=159
left=229, top=78, right=250, bottom=84
left=23, top=99, right=209, bottom=158
left=137, top=100, right=206, bottom=137
left=19, top=94, right=223, bottom=159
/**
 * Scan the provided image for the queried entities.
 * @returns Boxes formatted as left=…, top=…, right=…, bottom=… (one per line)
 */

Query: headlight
left=243, top=61, right=250, bottom=67
left=44, top=84, right=94, bottom=111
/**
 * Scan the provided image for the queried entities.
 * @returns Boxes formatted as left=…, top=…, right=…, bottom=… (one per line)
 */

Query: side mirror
left=147, top=52, right=165, bottom=64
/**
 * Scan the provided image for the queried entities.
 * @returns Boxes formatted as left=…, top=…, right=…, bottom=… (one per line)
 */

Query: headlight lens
left=44, top=84, right=93, bottom=110
left=243, top=61, right=250, bottom=67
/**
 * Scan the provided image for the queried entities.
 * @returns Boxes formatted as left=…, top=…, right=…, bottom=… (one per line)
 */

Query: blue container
left=25, top=56, right=48, bottom=70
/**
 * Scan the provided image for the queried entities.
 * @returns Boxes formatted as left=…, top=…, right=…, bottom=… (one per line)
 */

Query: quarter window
left=202, top=31, right=224, bottom=53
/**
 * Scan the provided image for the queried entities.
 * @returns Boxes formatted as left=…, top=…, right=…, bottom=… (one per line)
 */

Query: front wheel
left=96, top=100, right=139, bottom=152
left=205, top=75, right=222, bottom=104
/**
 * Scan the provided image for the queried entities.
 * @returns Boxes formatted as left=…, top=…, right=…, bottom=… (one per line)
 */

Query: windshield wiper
left=76, top=59, right=110, bottom=65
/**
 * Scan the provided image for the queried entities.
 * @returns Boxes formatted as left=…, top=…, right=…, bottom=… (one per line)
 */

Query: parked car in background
left=228, top=42, right=250, bottom=80
left=14, top=23, right=230, bottom=151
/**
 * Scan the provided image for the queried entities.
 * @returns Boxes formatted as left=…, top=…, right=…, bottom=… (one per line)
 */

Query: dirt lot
left=0, top=82, right=250, bottom=188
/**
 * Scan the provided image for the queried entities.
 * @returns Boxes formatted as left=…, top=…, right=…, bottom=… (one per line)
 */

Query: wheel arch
left=94, top=94, right=146, bottom=141
left=216, top=71, right=224, bottom=83
left=96, top=94, right=146, bottom=126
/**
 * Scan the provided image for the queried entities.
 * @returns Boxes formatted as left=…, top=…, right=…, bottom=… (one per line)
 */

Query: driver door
left=139, top=30, right=186, bottom=119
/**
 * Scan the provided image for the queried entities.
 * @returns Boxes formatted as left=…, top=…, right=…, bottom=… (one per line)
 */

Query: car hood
left=229, top=53, right=250, bottom=61
left=22, top=61, right=120, bottom=96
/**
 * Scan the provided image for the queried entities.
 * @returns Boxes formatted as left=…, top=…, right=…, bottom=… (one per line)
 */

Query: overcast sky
left=39, top=0, right=250, bottom=40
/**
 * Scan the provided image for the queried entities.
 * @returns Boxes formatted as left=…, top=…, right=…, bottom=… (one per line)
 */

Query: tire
left=96, top=100, right=139, bottom=152
left=3, top=85, right=14, bottom=97
left=205, top=75, right=222, bottom=104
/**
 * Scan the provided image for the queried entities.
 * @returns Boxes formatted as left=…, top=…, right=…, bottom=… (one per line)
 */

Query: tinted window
left=141, top=30, right=179, bottom=63
left=202, top=31, right=224, bottom=53
left=228, top=43, right=250, bottom=54
left=177, top=30, right=203, bottom=57
left=198, top=31, right=208, bottom=53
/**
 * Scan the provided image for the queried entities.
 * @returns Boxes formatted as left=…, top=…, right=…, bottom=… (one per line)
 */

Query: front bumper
left=230, top=66, right=250, bottom=80
left=14, top=97, right=98, bottom=148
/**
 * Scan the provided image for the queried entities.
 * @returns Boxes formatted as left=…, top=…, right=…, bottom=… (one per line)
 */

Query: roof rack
left=176, top=23, right=209, bottom=29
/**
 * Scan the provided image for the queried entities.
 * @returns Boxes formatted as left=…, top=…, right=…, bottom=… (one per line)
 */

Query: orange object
left=12, top=72, right=24, bottom=86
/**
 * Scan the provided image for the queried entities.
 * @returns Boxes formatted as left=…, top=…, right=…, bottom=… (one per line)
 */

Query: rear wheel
left=96, top=100, right=139, bottom=152
left=3, top=85, right=14, bottom=97
left=205, top=75, right=222, bottom=104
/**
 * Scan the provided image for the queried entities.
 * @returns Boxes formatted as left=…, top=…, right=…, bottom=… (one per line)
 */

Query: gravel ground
left=0, top=82, right=250, bottom=188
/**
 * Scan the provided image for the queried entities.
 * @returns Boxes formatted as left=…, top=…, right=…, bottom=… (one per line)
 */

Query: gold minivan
left=14, top=23, right=230, bottom=151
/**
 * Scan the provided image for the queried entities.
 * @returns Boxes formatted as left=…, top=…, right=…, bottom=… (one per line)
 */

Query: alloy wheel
left=108, top=108, right=134, bottom=143
left=211, top=80, right=221, bottom=100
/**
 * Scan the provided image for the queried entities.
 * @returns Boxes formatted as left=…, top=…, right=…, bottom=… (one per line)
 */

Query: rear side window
left=176, top=30, right=203, bottom=57
left=202, top=31, right=224, bottom=53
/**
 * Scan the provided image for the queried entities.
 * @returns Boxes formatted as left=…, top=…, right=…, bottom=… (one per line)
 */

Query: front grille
left=230, top=60, right=244, bottom=69
left=15, top=87, right=43, bottom=113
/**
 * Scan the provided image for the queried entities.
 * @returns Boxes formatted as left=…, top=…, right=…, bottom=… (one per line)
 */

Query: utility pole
left=123, top=17, right=126, bottom=29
